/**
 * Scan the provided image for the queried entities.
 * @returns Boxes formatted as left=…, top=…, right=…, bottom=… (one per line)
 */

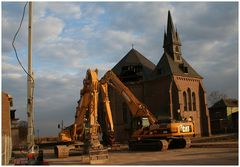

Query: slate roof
left=210, top=99, right=238, bottom=109
left=154, top=52, right=203, bottom=79
left=112, top=48, right=156, bottom=80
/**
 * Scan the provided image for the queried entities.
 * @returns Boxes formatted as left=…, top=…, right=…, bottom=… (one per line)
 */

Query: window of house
left=183, top=91, right=187, bottom=111
left=187, top=88, right=192, bottom=111
left=192, top=92, right=196, bottom=111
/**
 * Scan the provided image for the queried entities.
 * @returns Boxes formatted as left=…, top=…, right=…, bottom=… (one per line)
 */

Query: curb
left=191, top=142, right=238, bottom=148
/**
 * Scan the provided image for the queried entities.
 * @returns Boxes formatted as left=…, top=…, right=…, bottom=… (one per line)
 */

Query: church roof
left=112, top=48, right=156, bottom=80
left=154, top=52, right=203, bottom=79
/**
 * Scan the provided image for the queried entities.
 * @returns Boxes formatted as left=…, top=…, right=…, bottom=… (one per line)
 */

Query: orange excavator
left=100, top=70, right=195, bottom=151
left=54, top=69, right=108, bottom=164
left=56, top=68, right=194, bottom=161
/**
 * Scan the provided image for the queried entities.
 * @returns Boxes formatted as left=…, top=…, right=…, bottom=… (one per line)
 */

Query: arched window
left=175, top=46, right=179, bottom=53
left=183, top=91, right=187, bottom=111
left=192, top=92, right=196, bottom=111
left=187, top=88, right=192, bottom=111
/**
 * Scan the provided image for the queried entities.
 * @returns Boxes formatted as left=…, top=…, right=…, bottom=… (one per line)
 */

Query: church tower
left=104, top=10, right=211, bottom=143
left=163, top=10, right=182, bottom=63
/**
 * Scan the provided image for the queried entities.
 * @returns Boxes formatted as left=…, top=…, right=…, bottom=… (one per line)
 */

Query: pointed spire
left=163, top=10, right=182, bottom=62
left=163, top=31, right=167, bottom=49
left=167, top=10, right=175, bottom=35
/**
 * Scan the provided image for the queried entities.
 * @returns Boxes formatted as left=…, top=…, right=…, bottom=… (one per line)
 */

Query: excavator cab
left=131, top=117, right=150, bottom=132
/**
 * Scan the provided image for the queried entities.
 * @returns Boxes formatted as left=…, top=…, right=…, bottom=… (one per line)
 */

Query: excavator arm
left=58, top=70, right=94, bottom=142
left=99, top=82, right=118, bottom=146
left=100, top=70, right=157, bottom=125
left=59, top=69, right=100, bottom=142
left=56, top=69, right=109, bottom=162
left=99, top=83, right=114, bottom=133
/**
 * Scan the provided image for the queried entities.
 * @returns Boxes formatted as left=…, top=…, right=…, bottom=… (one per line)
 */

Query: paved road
left=44, top=146, right=238, bottom=165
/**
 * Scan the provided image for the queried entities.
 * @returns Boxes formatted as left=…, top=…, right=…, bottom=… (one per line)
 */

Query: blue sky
left=2, top=2, right=238, bottom=136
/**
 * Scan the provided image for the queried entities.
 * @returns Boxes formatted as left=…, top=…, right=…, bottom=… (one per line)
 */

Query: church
left=106, top=11, right=211, bottom=142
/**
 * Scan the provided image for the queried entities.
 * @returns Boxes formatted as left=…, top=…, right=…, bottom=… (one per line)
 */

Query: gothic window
left=175, top=46, right=179, bottom=53
left=187, top=88, right=192, bottom=111
left=183, top=66, right=188, bottom=73
left=183, top=91, right=187, bottom=111
left=192, top=92, right=196, bottom=111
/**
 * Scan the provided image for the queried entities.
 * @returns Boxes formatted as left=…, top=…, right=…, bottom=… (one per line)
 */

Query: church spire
left=163, top=10, right=182, bottom=62
left=167, top=10, right=175, bottom=36
left=163, top=31, right=167, bottom=51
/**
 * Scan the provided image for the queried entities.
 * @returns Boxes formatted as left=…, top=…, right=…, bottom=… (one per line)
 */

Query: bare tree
left=207, top=91, right=228, bottom=106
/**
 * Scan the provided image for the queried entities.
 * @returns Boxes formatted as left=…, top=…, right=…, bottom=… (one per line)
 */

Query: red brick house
left=2, top=92, right=12, bottom=165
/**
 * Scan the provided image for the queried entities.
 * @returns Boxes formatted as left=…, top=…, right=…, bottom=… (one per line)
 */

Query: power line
left=12, top=2, right=34, bottom=82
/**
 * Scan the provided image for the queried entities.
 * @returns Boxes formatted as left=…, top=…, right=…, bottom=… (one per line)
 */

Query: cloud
left=33, top=2, right=82, bottom=20
left=2, top=2, right=238, bottom=136
left=47, top=2, right=81, bottom=19
left=33, top=16, right=64, bottom=47
left=2, top=8, right=28, bottom=52
left=2, top=62, right=22, bottom=73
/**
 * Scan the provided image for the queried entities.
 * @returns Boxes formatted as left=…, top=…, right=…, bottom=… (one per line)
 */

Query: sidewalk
left=191, top=133, right=238, bottom=148
left=191, top=141, right=238, bottom=148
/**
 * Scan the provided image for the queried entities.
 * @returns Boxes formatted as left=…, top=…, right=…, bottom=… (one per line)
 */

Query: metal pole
left=27, top=1, right=34, bottom=150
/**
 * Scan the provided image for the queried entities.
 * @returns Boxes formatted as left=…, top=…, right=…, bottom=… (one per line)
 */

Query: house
left=209, top=98, right=238, bottom=133
left=2, top=92, right=13, bottom=165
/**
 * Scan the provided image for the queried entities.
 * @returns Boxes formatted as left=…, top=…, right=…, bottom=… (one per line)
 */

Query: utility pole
left=27, top=1, right=35, bottom=151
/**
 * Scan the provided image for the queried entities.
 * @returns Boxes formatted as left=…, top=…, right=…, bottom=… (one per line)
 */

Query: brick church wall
left=144, top=77, right=171, bottom=119
left=173, top=76, right=202, bottom=136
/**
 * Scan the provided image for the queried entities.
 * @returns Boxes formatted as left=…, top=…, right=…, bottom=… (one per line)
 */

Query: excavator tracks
left=128, top=139, right=169, bottom=151
left=168, top=137, right=191, bottom=149
left=54, top=145, right=108, bottom=164
left=129, top=137, right=191, bottom=151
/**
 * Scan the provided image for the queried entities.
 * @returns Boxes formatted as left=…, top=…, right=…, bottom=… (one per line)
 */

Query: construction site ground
left=13, top=133, right=238, bottom=165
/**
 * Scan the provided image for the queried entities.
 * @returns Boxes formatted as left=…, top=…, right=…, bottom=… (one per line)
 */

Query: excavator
left=55, top=68, right=194, bottom=162
left=54, top=69, right=108, bottom=164
left=100, top=70, right=195, bottom=151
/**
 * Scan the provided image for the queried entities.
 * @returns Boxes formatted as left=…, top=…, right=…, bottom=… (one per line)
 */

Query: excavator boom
left=100, top=70, right=157, bottom=124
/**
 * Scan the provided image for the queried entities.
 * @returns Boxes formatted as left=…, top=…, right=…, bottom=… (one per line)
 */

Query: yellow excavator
left=54, top=69, right=108, bottom=164
left=100, top=70, right=195, bottom=151
left=56, top=68, right=194, bottom=161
